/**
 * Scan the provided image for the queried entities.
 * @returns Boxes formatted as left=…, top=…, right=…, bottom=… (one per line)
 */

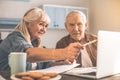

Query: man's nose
left=74, top=25, right=79, bottom=31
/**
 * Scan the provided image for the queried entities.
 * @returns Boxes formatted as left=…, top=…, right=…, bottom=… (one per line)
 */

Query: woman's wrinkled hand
left=64, top=42, right=84, bottom=60
left=51, top=59, right=76, bottom=66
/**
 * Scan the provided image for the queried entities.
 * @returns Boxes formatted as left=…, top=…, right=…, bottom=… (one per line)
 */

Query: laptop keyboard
left=80, top=71, right=96, bottom=76
left=78, top=67, right=96, bottom=74
left=64, top=67, right=97, bottom=76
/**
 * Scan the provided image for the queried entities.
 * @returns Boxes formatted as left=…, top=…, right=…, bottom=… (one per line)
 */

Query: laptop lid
left=96, top=30, right=120, bottom=78
left=64, top=30, right=120, bottom=79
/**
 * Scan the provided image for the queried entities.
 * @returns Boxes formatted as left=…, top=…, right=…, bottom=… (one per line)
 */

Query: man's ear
left=65, top=23, right=68, bottom=30
left=85, top=22, right=88, bottom=29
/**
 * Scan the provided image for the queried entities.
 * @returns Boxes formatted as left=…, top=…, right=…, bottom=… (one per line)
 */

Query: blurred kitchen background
left=0, top=0, right=120, bottom=48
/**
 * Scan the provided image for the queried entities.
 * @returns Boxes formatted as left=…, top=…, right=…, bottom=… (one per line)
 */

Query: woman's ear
left=26, top=22, right=31, bottom=28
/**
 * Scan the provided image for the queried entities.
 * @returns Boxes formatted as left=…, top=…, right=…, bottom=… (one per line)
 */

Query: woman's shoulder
left=8, top=31, right=23, bottom=38
left=9, top=31, right=21, bottom=35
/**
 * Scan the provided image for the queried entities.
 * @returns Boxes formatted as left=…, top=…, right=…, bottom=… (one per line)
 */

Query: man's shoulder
left=56, top=35, right=70, bottom=48
left=57, top=35, right=70, bottom=43
left=85, top=33, right=97, bottom=39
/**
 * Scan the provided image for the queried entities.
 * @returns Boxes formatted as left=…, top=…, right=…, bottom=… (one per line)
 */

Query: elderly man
left=56, top=10, right=97, bottom=67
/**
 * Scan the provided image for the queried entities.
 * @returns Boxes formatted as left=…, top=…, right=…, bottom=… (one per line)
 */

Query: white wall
left=1, top=0, right=120, bottom=48
left=41, top=29, right=68, bottom=48
left=0, top=1, right=31, bottom=18
left=30, top=0, right=89, bottom=8
left=90, top=0, right=120, bottom=34
left=0, top=0, right=90, bottom=48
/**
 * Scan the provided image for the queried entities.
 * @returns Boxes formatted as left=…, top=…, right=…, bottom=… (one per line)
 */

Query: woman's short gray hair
left=15, top=8, right=50, bottom=44
left=23, top=7, right=50, bottom=23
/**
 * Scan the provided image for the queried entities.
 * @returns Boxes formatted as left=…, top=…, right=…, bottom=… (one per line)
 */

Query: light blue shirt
left=0, top=31, right=51, bottom=71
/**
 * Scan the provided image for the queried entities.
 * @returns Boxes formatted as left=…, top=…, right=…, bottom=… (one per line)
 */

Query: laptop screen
left=96, top=30, right=120, bottom=78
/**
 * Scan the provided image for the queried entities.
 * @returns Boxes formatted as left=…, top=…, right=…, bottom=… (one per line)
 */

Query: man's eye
left=78, top=23, right=82, bottom=26
left=69, top=24, right=74, bottom=27
left=39, top=23, right=43, bottom=26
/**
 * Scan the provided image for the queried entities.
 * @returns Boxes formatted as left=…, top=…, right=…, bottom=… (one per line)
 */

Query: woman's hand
left=64, top=42, right=84, bottom=60
left=51, top=59, right=76, bottom=66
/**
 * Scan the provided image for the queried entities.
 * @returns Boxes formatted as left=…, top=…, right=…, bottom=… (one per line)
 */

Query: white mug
left=8, top=52, right=27, bottom=74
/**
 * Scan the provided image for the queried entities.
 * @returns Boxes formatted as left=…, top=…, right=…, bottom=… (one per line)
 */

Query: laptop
left=64, top=30, right=120, bottom=79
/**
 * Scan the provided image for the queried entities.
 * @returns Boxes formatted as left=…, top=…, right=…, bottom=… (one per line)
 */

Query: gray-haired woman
left=0, top=8, right=81, bottom=71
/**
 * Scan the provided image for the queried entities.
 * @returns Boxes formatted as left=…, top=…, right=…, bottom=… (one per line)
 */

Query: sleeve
left=56, top=39, right=68, bottom=49
left=36, top=62, right=53, bottom=69
left=56, top=41, right=63, bottom=49
left=6, top=33, right=33, bottom=53
left=56, top=35, right=69, bottom=49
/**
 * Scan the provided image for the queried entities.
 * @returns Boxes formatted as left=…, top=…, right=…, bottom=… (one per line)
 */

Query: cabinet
left=0, top=18, right=20, bottom=29
left=43, top=5, right=66, bottom=29
left=42, top=5, right=88, bottom=29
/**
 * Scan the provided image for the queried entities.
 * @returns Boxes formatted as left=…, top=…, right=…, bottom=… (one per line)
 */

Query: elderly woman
left=0, top=8, right=81, bottom=71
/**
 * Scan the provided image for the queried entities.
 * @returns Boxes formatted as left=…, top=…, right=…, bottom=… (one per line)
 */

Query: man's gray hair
left=66, top=10, right=87, bottom=22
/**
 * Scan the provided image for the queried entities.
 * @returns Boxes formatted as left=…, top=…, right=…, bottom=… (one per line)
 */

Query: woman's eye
left=39, top=23, right=48, bottom=28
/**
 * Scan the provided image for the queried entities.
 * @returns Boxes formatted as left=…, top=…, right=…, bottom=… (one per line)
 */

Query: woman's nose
left=41, top=26, right=46, bottom=32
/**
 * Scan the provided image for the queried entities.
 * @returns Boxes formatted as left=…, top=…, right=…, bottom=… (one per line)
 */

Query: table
left=62, top=74, right=120, bottom=80
left=1, top=71, right=120, bottom=80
